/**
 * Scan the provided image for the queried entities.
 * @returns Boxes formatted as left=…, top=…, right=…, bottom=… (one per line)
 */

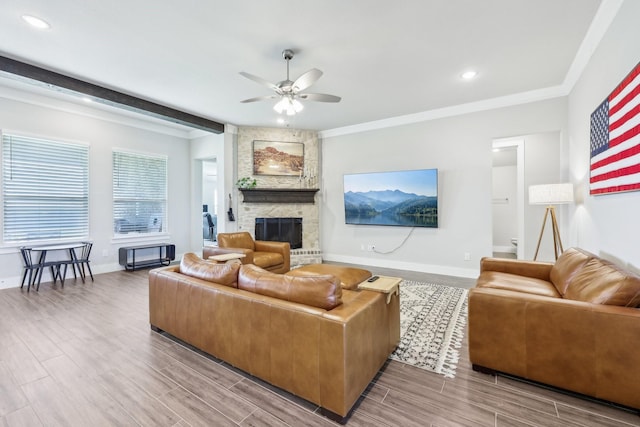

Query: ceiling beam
left=0, top=55, right=224, bottom=134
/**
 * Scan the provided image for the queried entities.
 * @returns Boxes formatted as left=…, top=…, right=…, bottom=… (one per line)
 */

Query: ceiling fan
left=240, top=49, right=341, bottom=116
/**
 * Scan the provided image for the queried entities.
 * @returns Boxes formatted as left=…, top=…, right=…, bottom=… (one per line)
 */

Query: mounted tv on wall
left=343, top=168, right=438, bottom=228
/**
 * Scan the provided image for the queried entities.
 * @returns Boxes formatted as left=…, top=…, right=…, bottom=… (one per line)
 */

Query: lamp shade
left=529, top=183, right=574, bottom=205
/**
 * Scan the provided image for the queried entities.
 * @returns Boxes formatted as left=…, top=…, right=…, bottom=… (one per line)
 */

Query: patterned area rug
left=390, top=280, right=468, bottom=378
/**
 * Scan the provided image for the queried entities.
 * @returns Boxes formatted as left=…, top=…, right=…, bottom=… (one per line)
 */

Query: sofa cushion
left=253, top=251, right=284, bottom=269
left=179, top=252, right=240, bottom=288
left=564, top=258, right=640, bottom=306
left=238, top=264, right=342, bottom=310
left=550, top=247, right=592, bottom=296
left=477, top=271, right=561, bottom=298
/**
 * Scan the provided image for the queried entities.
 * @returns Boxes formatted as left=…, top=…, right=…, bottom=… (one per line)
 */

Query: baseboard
left=322, top=253, right=479, bottom=278
left=493, top=245, right=516, bottom=254
left=1, top=253, right=184, bottom=290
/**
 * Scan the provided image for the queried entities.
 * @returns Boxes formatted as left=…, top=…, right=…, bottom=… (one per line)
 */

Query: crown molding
left=320, top=0, right=622, bottom=140
left=562, top=0, right=624, bottom=90
left=320, top=85, right=566, bottom=139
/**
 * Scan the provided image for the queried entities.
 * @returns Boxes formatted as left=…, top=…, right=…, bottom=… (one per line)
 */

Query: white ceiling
left=0, top=0, right=612, bottom=132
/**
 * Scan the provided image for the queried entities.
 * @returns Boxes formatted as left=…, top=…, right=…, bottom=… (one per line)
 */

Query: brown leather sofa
left=149, top=253, right=400, bottom=421
left=204, top=231, right=290, bottom=273
left=468, top=247, right=640, bottom=411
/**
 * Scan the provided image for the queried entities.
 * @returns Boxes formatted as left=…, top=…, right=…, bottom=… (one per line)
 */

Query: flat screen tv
left=343, top=168, right=438, bottom=228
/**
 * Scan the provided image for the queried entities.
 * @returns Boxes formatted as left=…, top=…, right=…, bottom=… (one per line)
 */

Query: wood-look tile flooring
left=1, top=266, right=639, bottom=426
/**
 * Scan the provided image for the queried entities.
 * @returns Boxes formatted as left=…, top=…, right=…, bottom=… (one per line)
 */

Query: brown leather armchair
left=203, top=231, right=290, bottom=273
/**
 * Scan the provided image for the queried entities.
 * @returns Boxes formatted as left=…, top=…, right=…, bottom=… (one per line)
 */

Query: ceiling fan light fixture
left=242, top=48, right=340, bottom=115
left=273, top=96, right=304, bottom=116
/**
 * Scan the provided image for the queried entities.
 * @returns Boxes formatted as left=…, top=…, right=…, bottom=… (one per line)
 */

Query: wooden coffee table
left=358, top=275, right=402, bottom=304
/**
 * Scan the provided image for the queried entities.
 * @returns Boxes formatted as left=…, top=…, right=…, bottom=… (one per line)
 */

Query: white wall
left=321, top=99, right=567, bottom=277
left=568, top=0, right=640, bottom=270
left=0, top=91, right=193, bottom=288
left=522, top=131, right=562, bottom=261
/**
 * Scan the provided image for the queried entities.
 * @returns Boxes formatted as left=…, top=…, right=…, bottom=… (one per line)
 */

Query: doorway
left=492, top=138, right=524, bottom=259
left=202, top=159, right=218, bottom=244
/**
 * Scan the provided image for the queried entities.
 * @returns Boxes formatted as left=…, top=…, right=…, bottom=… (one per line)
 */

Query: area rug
left=390, top=280, right=468, bottom=378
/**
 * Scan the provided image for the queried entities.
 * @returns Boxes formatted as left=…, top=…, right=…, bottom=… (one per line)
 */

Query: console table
left=119, top=243, right=175, bottom=271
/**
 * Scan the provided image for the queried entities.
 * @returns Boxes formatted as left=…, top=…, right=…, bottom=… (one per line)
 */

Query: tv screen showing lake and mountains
left=343, top=168, right=438, bottom=228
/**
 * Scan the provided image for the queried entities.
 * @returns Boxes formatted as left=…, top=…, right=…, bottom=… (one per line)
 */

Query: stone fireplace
left=235, top=127, right=322, bottom=267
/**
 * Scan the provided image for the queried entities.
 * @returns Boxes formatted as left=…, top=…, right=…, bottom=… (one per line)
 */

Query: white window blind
left=113, top=150, right=167, bottom=235
left=2, top=133, right=89, bottom=242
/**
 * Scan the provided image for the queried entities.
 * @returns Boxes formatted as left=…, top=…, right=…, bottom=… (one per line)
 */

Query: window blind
left=2, top=133, right=89, bottom=242
left=112, top=150, right=167, bottom=235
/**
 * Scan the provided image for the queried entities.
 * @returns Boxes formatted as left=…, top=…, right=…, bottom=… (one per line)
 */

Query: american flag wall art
left=590, top=61, right=640, bottom=195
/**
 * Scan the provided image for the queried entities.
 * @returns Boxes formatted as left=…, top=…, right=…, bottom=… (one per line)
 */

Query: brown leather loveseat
left=468, top=247, right=640, bottom=411
left=149, top=253, right=400, bottom=421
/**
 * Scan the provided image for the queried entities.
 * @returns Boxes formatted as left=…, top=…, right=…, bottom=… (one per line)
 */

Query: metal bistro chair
left=74, top=241, right=94, bottom=282
left=19, top=246, right=65, bottom=291
left=19, top=247, right=40, bottom=291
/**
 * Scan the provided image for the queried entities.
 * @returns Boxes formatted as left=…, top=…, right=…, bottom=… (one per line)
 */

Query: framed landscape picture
left=252, top=140, right=304, bottom=176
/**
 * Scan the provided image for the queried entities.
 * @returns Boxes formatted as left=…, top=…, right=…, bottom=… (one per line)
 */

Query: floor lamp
left=529, top=183, right=574, bottom=261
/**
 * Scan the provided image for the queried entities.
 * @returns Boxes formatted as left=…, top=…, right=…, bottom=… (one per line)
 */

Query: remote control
left=367, top=276, right=379, bottom=282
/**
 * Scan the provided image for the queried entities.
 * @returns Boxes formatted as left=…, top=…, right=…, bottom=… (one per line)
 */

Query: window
left=113, top=150, right=167, bottom=236
left=2, top=133, right=89, bottom=242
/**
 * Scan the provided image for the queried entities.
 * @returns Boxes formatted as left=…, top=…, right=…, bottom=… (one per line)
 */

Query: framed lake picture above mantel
left=252, top=140, right=304, bottom=176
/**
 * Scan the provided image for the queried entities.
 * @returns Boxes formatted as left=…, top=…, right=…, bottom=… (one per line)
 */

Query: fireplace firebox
left=255, top=217, right=302, bottom=249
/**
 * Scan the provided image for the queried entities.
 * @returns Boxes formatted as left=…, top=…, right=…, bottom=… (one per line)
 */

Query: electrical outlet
left=102, top=249, right=109, bottom=257
left=464, top=252, right=471, bottom=261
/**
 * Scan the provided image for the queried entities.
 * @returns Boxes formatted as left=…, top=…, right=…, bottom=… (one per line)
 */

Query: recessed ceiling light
left=22, top=15, right=50, bottom=29
left=461, top=70, right=477, bottom=80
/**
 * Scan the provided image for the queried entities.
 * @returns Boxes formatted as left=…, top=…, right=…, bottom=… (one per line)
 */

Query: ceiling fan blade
left=292, top=68, right=323, bottom=92
left=240, top=94, right=278, bottom=103
left=239, top=72, right=278, bottom=91
left=298, top=93, right=341, bottom=103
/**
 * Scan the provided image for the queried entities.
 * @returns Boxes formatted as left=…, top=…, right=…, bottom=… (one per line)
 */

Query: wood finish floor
left=1, top=266, right=639, bottom=427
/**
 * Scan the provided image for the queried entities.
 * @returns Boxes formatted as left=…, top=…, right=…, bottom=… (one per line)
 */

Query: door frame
left=492, top=137, right=525, bottom=260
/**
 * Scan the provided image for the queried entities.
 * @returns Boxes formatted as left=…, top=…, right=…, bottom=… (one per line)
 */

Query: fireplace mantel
left=239, top=188, right=319, bottom=204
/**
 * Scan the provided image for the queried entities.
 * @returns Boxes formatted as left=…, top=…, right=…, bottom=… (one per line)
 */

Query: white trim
left=323, top=253, right=479, bottom=279
left=4, top=252, right=184, bottom=290
left=493, top=245, right=517, bottom=254
left=319, top=1, right=621, bottom=139
left=562, top=0, right=624, bottom=90
left=320, top=86, right=566, bottom=138
left=492, top=138, right=525, bottom=260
